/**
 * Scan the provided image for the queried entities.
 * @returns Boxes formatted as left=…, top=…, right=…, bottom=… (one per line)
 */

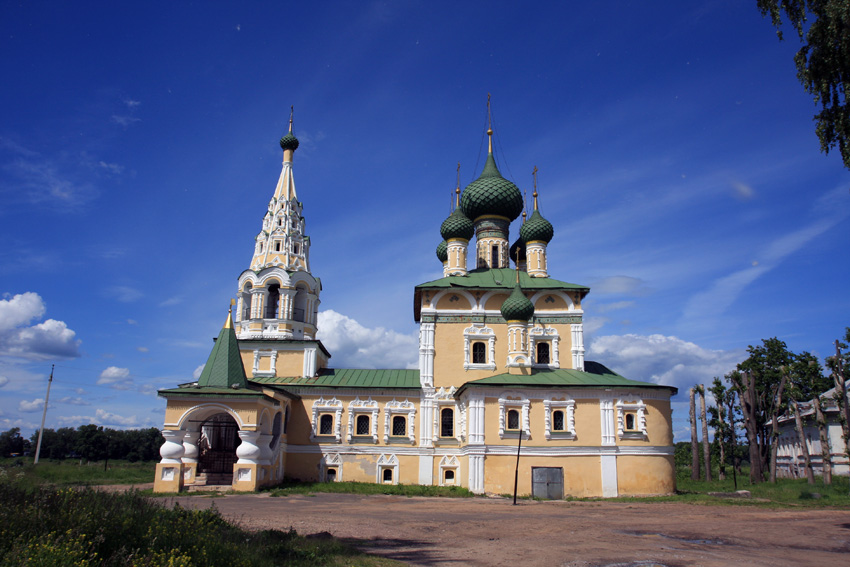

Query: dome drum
left=474, top=217, right=510, bottom=241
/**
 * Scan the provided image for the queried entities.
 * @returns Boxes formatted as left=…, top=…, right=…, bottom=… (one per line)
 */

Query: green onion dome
left=436, top=240, right=448, bottom=262
left=279, top=131, right=300, bottom=152
left=509, top=237, right=526, bottom=263
left=500, top=282, right=534, bottom=321
left=460, top=153, right=524, bottom=222
left=440, top=207, right=474, bottom=241
left=519, top=209, right=554, bottom=244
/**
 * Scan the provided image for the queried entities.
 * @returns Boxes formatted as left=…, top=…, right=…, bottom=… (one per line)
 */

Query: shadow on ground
left=342, top=536, right=465, bottom=565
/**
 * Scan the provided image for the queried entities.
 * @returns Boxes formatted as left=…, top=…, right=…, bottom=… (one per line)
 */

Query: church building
left=155, top=110, right=677, bottom=497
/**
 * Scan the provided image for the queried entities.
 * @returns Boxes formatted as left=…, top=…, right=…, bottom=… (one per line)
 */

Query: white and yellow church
left=155, top=111, right=677, bottom=497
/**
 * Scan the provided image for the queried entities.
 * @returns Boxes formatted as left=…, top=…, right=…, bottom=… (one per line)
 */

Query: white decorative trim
left=543, top=398, right=576, bottom=440
left=498, top=393, right=530, bottom=439
left=252, top=349, right=278, bottom=377
left=418, top=322, right=435, bottom=387
left=616, top=397, right=648, bottom=440
left=528, top=326, right=560, bottom=369
left=439, top=455, right=461, bottom=486
left=376, top=453, right=399, bottom=485
left=321, top=453, right=342, bottom=482
left=463, top=325, right=497, bottom=371
left=311, top=397, right=343, bottom=442
left=347, top=397, right=379, bottom=443
left=433, top=387, right=463, bottom=443
left=384, top=399, right=416, bottom=444
left=600, top=397, right=616, bottom=446
left=571, top=323, right=585, bottom=371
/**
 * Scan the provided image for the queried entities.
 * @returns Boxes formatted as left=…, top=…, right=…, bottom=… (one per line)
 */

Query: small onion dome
left=520, top=209, right=554, bottom=244
left=460, top=153, right=524, bottom=222
left=279, top=131, right=300, bottom=152
left=500, top=282, right=534, bottom=322
left=440, top=207, right=474, bottom=241
left=436, top=240, right=448, bottom=262
left=509, top=237, right=526, bottom=263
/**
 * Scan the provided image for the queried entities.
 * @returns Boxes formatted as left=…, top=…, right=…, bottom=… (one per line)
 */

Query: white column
left=418, top=323, right=435, bottom=387
left=159, top=429, right=186, bottom=463
left=236, top=431, right=263, bottom=464
left=181, top=431, right=200, bottom=463
left=571, top=323, right=585, bottom=371
left=258, top=434, right=274, bottom=466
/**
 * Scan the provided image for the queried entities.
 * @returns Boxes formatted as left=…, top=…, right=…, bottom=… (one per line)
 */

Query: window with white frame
left=439, top=455, right=460, bottom=486
left=528, top=326, right=559, bottom=368
left=463, top=325, right=496, bottom=370
left=543, top=398, right=576, bottom=440
left=383, top=399, right=416, bottom=444
left=616, top=398, right=647, bottom=440
left=376, top=454, right=399, bottom=485
left=498, top=394, right=530, bottom=438
left=433, top=386, right=463, bottom=443
left=311, top=397, right=343, bottom=442
left=321, top=453, right=342, bottom=482
left=441, top=407, right=454, bottom=437
left=347, top=397, right=379, bottom=443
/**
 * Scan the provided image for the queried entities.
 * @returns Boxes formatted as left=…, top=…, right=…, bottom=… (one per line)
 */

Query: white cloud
left=159, top=296, right=183, bottom=307
left=123, top=99, right=141, bottom=108
left=18, top=398, right=44, bottom=412
left=111, top=115, right=141, bottom=126
left=594, top=300, right=635, bottom=313
left=97, top=366, right=133, bottom=390
left=56, top=396, right=89, bottom=406
left=127, top=319, right=138, bottom=325
left=317, top=310, right=418, bottom=369
left=97, top=161, right=124, bottom=175
left=137, top=346, right=149, bottom=353
left=588, top=333, right=743, bottom=393
left=95, top=409, right=138, bottom=427
left=193, top=364, right=205, bottom=380
left=590, top=276, right=650, bottom=296
left=0, top=293, right=81, bottom=360
left=105, top=286, right=144, bottom=303
left=0, top=376, right=8, bottom=387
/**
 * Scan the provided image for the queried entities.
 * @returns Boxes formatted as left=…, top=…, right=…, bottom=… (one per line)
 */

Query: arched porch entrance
left=197, top=412, right=239, bottom=485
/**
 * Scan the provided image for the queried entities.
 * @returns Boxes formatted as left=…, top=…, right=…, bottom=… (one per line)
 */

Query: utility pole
left=33, top=364, right=54, bottom=464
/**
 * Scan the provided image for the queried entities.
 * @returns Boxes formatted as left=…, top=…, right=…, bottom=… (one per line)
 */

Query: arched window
left=382, top=468, right=393, bottom=483
left=507, top=409, right=520, bottom=430
left=319, top=414, right=333, bottom=435
left=491, top=244, right=500, bottom=267
left=552, top=410, right=565, bottom=431
left=440, top=408, right=454, bottom=437
left=472, top=342, right=486, bottom=364
left=392, top=415, right=406, bottom=437
left=537, top=342, right=550, bottom=364
left=444, top=469, right=455, bottom=484
left=275, top=241, right=282, bottom=252
left=625, top=413, right=636, bottom=431
left=265, top=283, right=280, bottom=319
left=326, top=467, right=337, bottom=482
left=283, top=406, right=290, bottom=434
left=356, top=414, right=370, bottom=436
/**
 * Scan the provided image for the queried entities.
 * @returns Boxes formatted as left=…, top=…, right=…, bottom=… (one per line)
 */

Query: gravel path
left=166, top=492, right=850, bottom=566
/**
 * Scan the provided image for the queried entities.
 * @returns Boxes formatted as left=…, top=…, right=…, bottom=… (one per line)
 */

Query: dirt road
left=168, top=492, right=850, bottom=566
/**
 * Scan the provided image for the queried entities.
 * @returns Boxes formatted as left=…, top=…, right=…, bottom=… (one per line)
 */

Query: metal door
left=531, top=467, right=564, bottom=499
left=198, top=413, right=239, bottom=474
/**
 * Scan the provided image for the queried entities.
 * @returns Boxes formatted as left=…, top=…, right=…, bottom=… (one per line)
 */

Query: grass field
left=0, top=458, right=154, bottom=488
left=269, top=480, right=475, bottom=498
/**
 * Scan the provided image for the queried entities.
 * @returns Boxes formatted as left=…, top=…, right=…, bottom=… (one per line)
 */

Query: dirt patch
left=165, top=493, right=849, bottom=566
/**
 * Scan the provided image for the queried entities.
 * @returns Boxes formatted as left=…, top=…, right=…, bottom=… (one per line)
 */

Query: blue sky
left=1, top=2, right=848, bottom=442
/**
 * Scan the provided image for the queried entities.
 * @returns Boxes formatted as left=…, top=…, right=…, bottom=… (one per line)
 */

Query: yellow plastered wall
left=163, top=399, right=263, bottom=430
left=617, top=398, right=674, bottom=447
left=617, top=455, right=676, bottom=495
left=483, top=294, right=509, bottom=311
left=433, top=323, right=511, bottom=388
left=433, top=454, right=468, bottom=487
left=435, top=293, right=473, bottom=311
left=483, top=455, right=602, bottom=497
left=533, top=294, right=569, bottom=311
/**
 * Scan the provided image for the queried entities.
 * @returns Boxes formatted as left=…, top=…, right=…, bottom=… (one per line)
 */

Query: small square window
left=506, top=409, right=520, bottom=431
left=444, top=469, right=455, bottom=485
left=382, top=468, right=393, bottom=484
left=356, top=414, right=370, bottom=435
left=319, top=414, right=333, bottom=435
left=552, top=410, right=565, bottom=431
left=392, top=415, right=406, bottom=436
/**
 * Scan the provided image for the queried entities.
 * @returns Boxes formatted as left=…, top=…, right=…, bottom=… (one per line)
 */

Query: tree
left=826, top=328, right=850, bottom=465
left=698, top=385, right=712, bottom=482
left=757, top=1, right=850, bottom=168
left=708, top=377, right=736, bottom=481
left=730, top=337, right=794, bottom=483
left=0, top=428, right=28, bottom=457
left=689, top=387, right=700, bottom=480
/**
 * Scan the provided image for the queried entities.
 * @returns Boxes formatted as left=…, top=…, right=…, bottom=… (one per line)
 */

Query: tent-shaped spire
left=196, top=311, right=249, bottom=389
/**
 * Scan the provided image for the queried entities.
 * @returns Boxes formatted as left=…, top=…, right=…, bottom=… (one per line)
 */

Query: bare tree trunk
left=699, top=385, right=711, bottom=482
left=813, top=396, right=832, bottom=485
left=834, top=340, right=850, bottom=461
left=792, top=400, right=814, bottom=484
left=768, top=374, right=788, bottom=484
left=738, top=372, right=763, bottom=483
left=717, top=407, right=727, bottom=481
left=690, top=387, right=700, bottom=481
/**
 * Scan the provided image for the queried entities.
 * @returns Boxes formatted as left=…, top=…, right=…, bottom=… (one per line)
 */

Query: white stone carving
left=376, top=453, right=399, bottom=485
left=616, top=397, right=648, bottom=440
left=384, top=399, right=416, bottom=444
left=543, top=398, right=576, bottom=440
left=528, top=325, right=560, bottom=369
left=463, top=325, right=497, bottom=371
left=159, top=429, right=186, bottom=463
left=498, top=394, right=530, bottom=439
left=347, top=397, right=379, bottom=443
left=311, top=397, right=343, bottom=442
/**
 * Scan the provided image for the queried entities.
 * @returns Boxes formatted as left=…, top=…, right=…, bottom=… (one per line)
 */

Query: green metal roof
left=460, top=152, right=523, bottom=222
left=520, top=209, right=554, bottom=244
left=158, top=386, right=266, bottom=399
left=436, top=240, right=448, bottom=262
left=500, top=282, right=534, bottom=321
left=440, top=206, right=474, bottom=241
left=196, top=314, right=249, bottom=389
left=414, top=268, right=589, bottom=321
left=456, top=361, right=677, bottom=396
left=251, top=368, right=420, bottom=389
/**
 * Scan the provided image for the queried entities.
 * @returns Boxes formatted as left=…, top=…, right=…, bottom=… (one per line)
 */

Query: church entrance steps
left=191, top=472, right=233, bottom=488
